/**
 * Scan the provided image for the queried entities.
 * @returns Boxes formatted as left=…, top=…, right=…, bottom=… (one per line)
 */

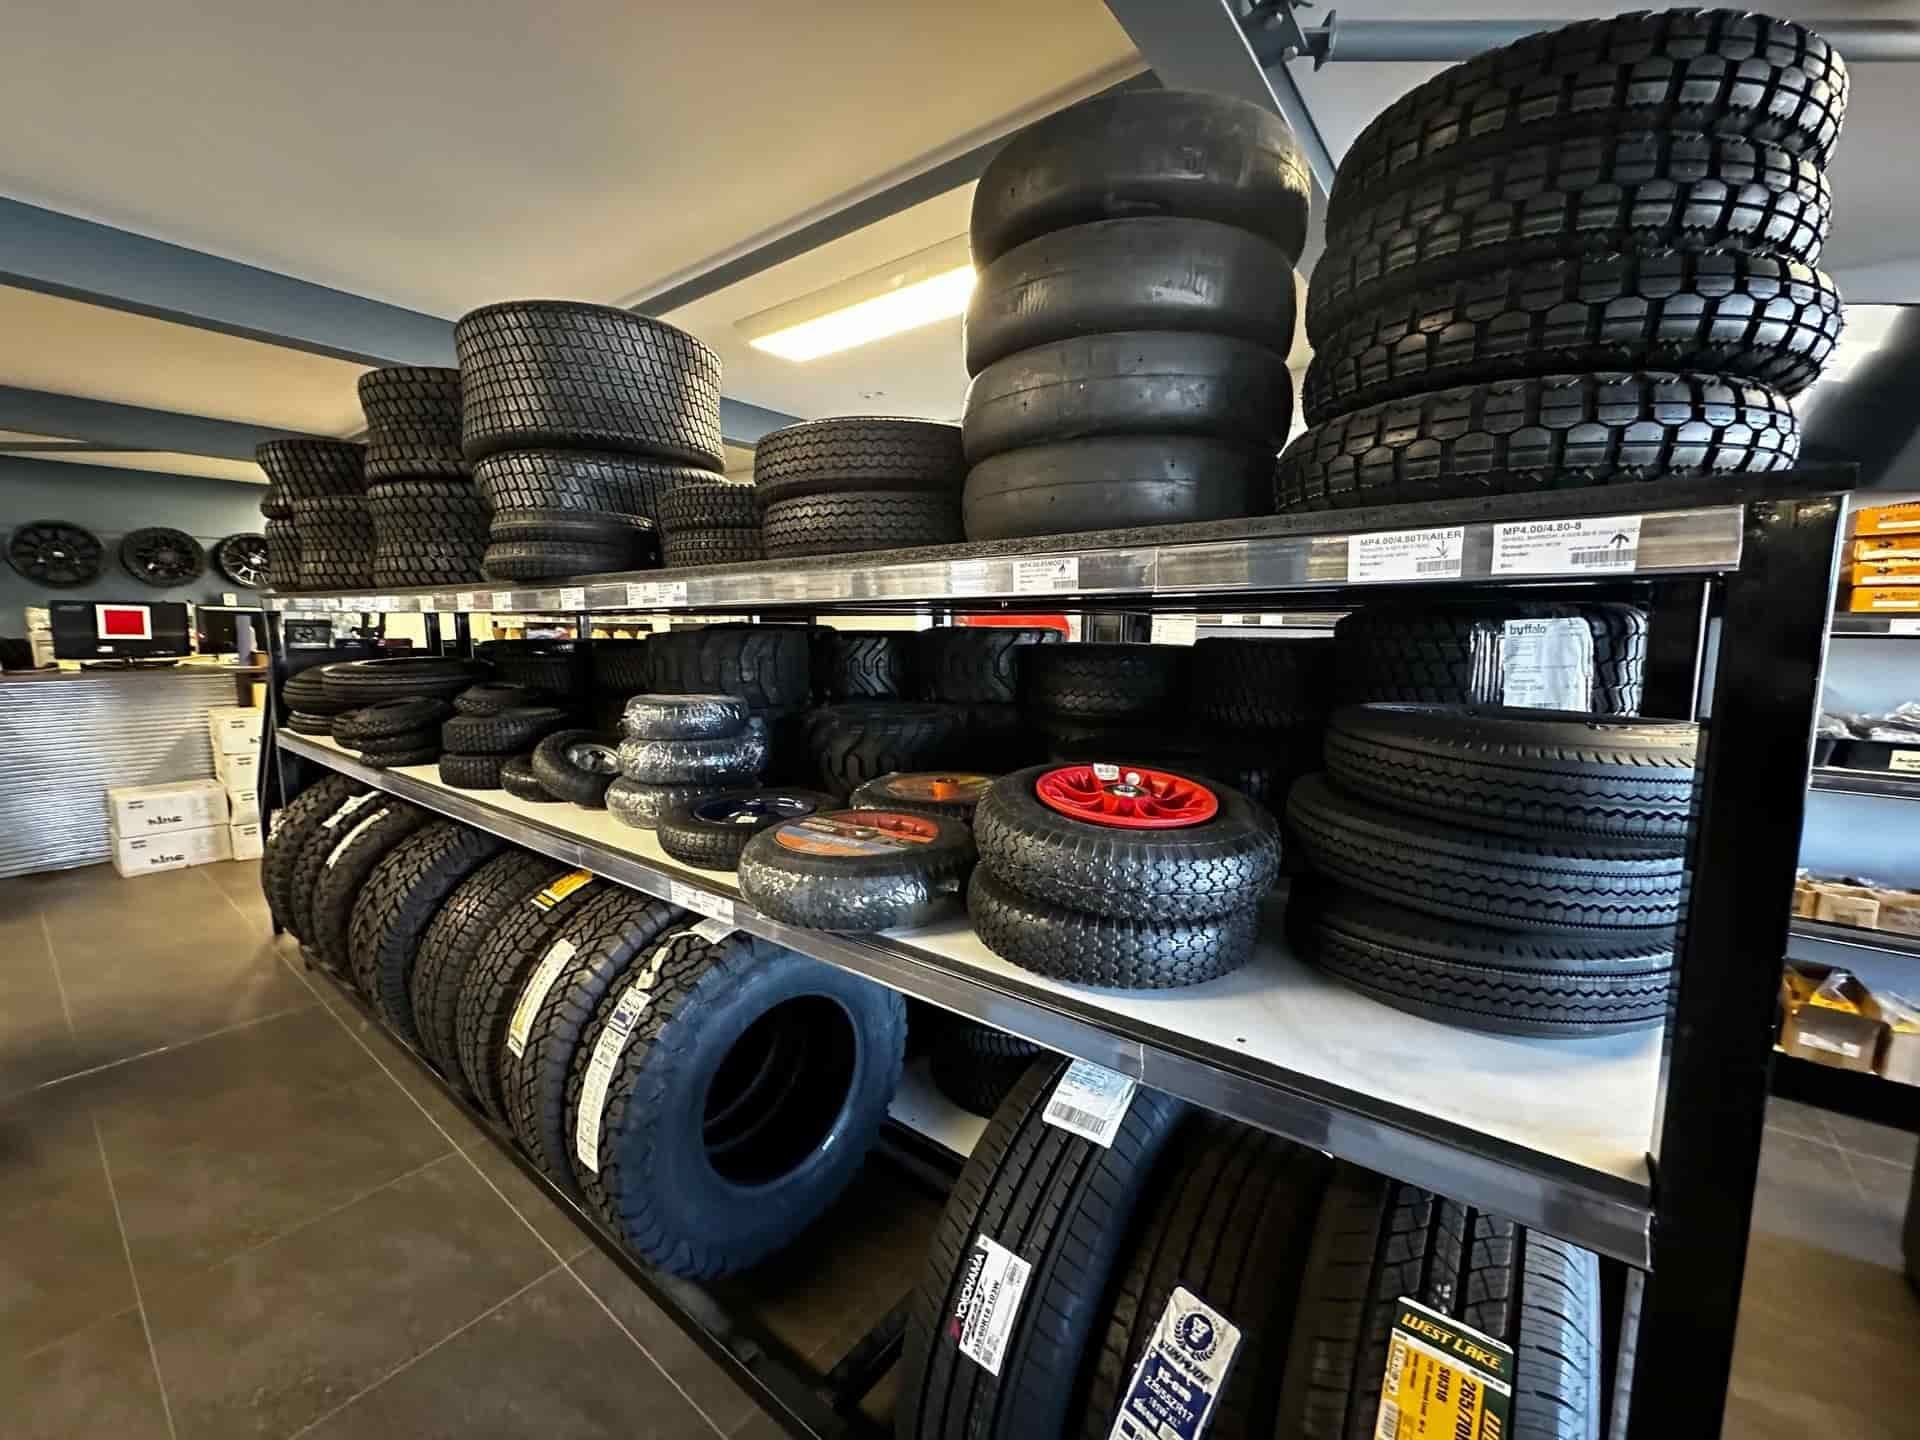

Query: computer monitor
left=49, top=601, right=193, bottom=660
left=196, top=605, right=264, bottom=656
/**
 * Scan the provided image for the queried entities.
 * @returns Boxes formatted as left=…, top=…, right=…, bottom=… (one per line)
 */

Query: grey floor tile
left=1751, top=1129, right=1904, bottom=1270
left=297, top=1268, right=717, bottom=1440
left=1763, top=1096, right=1835, bottom=1144
left=1824, top=1111, right=1919, bottom=1169
left=461, top=1136, right=596, bottom=1263
left=143, top=1154, right=551, bottom=1440
left=1851, top=1152, right=1916, bottom=1223
left=0, top=912, right=79, bottom=1097
left=0, top=1307, right=171, bottom=1440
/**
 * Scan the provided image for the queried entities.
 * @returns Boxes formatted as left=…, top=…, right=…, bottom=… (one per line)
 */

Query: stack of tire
left=588, top=638, right=651, bottom=731
left=916, top=624, right=1058, bottom=772
left=960, top=89, right=1308, bottom=540
left=1286, top=704, right=1696, bottom=1034
left=457, top=301, right=726, bottom=580
left=608, top=694, right=768, bottom=829
left=318, top=656, right=489, bottom=770
left=1281, top=10, right=1847, bottom=511
left=280, top=665, right=359, bottom=736
left=439, top=702, right=571, bottom=791
left=358, top=367, right=489, bottom=587
left=478, top=639, right=592, bottom=706
left=258, top=482, right=295, bottom=587
left=924, top=1014, right=1047, bottom=1118
left=646, top=623, right=814, bottom=783
left=896, top=1057, right=1603, bottom=1439
left=1019, top=642, right=1190, bottom=759
left=754, top=418, right=966, bottom=557
left=256, top=439, right=371, bottom=589
left=657, top=476, right=762, bottom=566
left=968, top=761, right=1280, bottom=988
left=1179, top=636, right=1331, bottom=808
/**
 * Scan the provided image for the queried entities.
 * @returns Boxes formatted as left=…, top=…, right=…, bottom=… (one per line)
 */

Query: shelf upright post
left=1638, top=579, right=1711, bottom=721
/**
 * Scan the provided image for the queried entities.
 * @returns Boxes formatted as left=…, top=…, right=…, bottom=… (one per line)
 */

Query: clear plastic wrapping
left=606, top=778, right=723, bottom=830
left=616, top=720, right=768, bottom=785
left=621, top=693, right=750, bottom=741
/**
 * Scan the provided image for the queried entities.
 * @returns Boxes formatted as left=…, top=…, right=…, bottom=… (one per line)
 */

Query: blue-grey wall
left=0, top=456, right=267, bottom=630
left=1800, top=635, right=1920, bottom=887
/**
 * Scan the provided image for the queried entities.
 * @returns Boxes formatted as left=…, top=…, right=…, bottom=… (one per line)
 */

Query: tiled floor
left=1, top=859, right=1914, bottom=1438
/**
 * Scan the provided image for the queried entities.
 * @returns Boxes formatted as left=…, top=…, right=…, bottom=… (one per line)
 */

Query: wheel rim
left=215, top=532, right=269, bottom=588
left=692, top=792, right=822, bottom=827
left=877, top=773, right=992, bottom=804
left=121, top=527, right=205, bottom=585
left=7, top=521, right=103, bottom=587
left=566, top=740, right=620, bottom=775
left=1034, top=764, right=1218, bottom=828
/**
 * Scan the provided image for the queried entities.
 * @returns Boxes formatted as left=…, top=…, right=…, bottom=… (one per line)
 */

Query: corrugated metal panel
left=0, top=673, right=234, bottom=877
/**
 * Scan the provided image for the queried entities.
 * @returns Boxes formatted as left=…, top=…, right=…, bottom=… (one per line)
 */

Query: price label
left=948, top=559, right=993, bottom=596
left=1150, top=615, right=1199, bottom=645
left=1043, top=1061, right=1137, bottom=1148
left=1372, top=1297, right=1513, bottom=1440
left=418, top=595, right=435, bottom=613
left=491, top=590, right=514, bottom=612
left=457, top=591, right=487, bottom=612
left=1891, top=618, right=1920, bottom=635
left=1491, top=516, right=1642, bottom=576
left=668, top=879, right=735, bottom=924
left=625, top=580, right=689, bottom=609
left=1013, top=556, right=1080, bottom=594
left=1891, top=751, right=1920, bottom=773
left=1107, top=1287, right=1243, bottom=1440
left=1348, top=526, right=1465, bottom=582
left=556, top=586, right=586, bottom=610
left=689, top=916, right=738, bottom=944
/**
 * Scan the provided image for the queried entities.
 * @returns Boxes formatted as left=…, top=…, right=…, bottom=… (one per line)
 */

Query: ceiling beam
left=0, top=386, right=309, bottom=461
left=719, top=397, right=801, bottom=448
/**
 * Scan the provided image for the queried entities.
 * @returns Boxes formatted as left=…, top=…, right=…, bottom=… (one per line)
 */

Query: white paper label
left=491, top=591, right=513, bottom=612
left=948, top=559, right=992, bottom=596
left=1150, top=614, right=1199, bottom=646
left=1347, top=525, right=1465, bottom=583
left=1107, top=1287, right=1244, bottom=1440
left=1013, top=556, right=1079, bottom=594
left=1092, top=763, right=1121, bottom=781
left=323, top=807, right=389, bottom=869
left=1891, top=751, right=1920, bottom=774
left=624, top=580, right=689, bottom=609
left=556, top=587, right=586, bottom=610
left=457, top=591, right=487, bottom=612
left=573, top=976, right=653, bottom=1174
left=1499, top=618, right=1594, bottom=711
left=418, top=595, right=435, bottom=613
left=320, top=792, right=379, bottom=831
left=669, top=879, right=735, bottom=923
left=1043, top=1060, right=1137, bottom=1148
left=1799, top=1032, right=1863, bottom=1059
left=689, top=916, right=738, bottom=944
left=1890, top=618, right=1920, bottom=635
left=506, top=939, right=577, bottom=1059
left=951, top=1235, right=1033, bottom=1376
left=1491, top=515, right=1642, bottom=575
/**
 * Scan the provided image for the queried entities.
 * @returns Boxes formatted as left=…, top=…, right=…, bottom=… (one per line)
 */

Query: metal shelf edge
left=1789, top=916, right=1920, bottom=959
left=1809, top=767, right=1920, bottom=800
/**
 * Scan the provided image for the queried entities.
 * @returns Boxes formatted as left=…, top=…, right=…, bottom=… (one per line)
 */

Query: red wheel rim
left=1034, top=764, right=1218, bottom=829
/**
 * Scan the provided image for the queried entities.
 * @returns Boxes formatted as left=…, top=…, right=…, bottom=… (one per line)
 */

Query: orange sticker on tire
left=773, top=811, right=940, bottom=857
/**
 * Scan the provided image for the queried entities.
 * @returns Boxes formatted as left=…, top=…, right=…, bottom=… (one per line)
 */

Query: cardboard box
left=1814, top=886, right=1882, bottom=928
left=214, top=748, right=261, bottom=798
left=1850, top=562, right=1920, bottom=587
left=228, top=820, right=263, bottom=861
left=1780, top=968, right=1885, bottom=1073
left=1853, top=535, right=1920, bottom=560
left=1847, top=585, right=1920, bottom=612
left=1877, top=893, right=1920, bottom=936
left=228, top=792, right=260, bottom=828
left=1854, top=502, right=1920, bottom=535
left=206, top=705, right=263, bottom=756
left=1877, top=992, right=1920, bottom=1086
left=111, top=823, right=233, bottom=877
left=105, top=778, right=228, bottom=836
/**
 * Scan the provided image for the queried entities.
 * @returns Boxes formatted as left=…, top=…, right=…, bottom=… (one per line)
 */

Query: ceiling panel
left=8, top=448, right=265, bottom=484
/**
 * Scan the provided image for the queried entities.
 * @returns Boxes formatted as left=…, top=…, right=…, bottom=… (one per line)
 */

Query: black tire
left=256, top=438, right=365, bottom=499
left=370, top=545, right=485, bottom=589
left=605, top=777, right=715, bottom=830
left=819, top=630, right=916, bottom=700
left=322, top=656, right=488, bottom=705
left=1018, top=642, right=1189, bottom=720
left=362, top=745, right=440, bottom=770
left=1292, top=883, right=1673, bottom=1037
left=500, top=754, right=558, bottom=802
left=455, top=301, right=724, bottom=468
left=308, top=802, right=433, bottom=978
left=806, top=702, right=966, bottom=798
left=918, top=626, right=1059, bottom=704
left=264, top=519, right=300, bottom=585
left=1287, top=772, right=1684, bottom=932
left=364, top=478, right=486, bottom=539
left=477, top=640, right=591, bottom=698
left=1326, top=704, right=1698, bottom=842
left=738, top=809, right=976, bottom=932
left=850, top=771, right=995, bottom=824
left=474, top=449, right=695, bottom=517
left=500, top=886, right=686, bottom=1193
left=260, top=775, right=363, bottom=933
left=285, top=791, right=388, bottom=943
left=963, top=331, right=1292, bottom=464
left=656, top=475, right=758, bottom=530
left=752, top=418, right=966, bottom=504
left=346, top=822, right=509, bottom=1041
left=763, top=491, right=963, bottom=558
left=1328, top=9, right=1847, bottom=234
left=283, top=667, right=357, bottom=717
left=1273, top=1164, right=1602, bottom=1440
left=964, top=435, right=1270, bottom=542
left=283, top=712, right=332, bottom=735
left=482, top=537, right=636, bottom=582
left=656, top=787, right=835, bottom=871
left=589, top=640, right=650, bottom=696
left=647, top=624, right=812, bottom=709
left=567, top=931, right=907, bottom=1278
left=332, top=697, right=454, bottom=743
left=531, top=729, right=622, bottom=807
left=411, top=851, right=567, bottom=1083
left=348, top=727, right=441, bottom=757
left=359, top=367, right=464, bottom=479
left=663, top=527, right=764, bottom=567
left=1307, top=133, right=1831, bottom=343
left=619, top=693, right=750, bottom=741
left=895, top=1056, right=1186, bottom=1440
left=259, top=485, right=293, bottom=521
left=441, top=705, right=571, bottom=755
left=1190, top=636, right=1331, bottom=733
left=1275, top=372, right=1799, bottom=513
left=486, top=508, right=653, bottom=548
left=438, top=753, right=509, bottom=789
left=616, top=725, right=767, bottom=785
left=1081, top=1119, right=1330, bottom=1440
left=968, top=864, right=1258, bottom=989
left=456, top=866, right=609, bottom=1118
left=966, top=218, right=1297, bottom=376
left=927, top=1019, right=1045, bottom=1119
left=1304, top=252, right=1842, bottom=424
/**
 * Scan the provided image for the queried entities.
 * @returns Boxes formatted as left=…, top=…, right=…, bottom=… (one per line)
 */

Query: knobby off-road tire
left=285, top=792, right=387, bottom=943
left=819, top=630, right=917, bottom=700
left=1018, top=643, right=1190, bottom=720
left=499, top=755, right=558, bottom=802
left=442, top=706, right=572, bottom=755
left=927, top=1019, right=1046, bottom=1119
left=753, top=418, right=964, bottom=504
left=806, top=703, right=967, bottom=798
left=917, top=626, right=1058, bottom=704
left=647, top=625, right=811, bottom=709
left=261, top=776, right=364, bottom=933
left=438, top=753, right=509, bottom=789
left=307, top=803, right=433, bottom=978
left=1190, top=636, right=1332, bottom=733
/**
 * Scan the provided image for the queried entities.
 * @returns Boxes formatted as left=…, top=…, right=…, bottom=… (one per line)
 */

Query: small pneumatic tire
left=656, top=788, right=836, bottom=871
left=532, top=729, right=623, bottom=807
left=738, top=810, right=976, bottom=933
left=500, top=755, right=558, bottom=802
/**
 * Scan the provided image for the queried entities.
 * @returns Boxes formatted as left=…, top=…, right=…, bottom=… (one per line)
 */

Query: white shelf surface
left=886, top=1059, right=989, bottom=1160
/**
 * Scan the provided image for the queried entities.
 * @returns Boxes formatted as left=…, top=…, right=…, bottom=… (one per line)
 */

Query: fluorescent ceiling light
left=739, top=235, right=974, bottom=362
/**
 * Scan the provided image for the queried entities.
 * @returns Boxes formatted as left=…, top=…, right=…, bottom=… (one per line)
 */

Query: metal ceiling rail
left=1258, top=15, right=1920, bottom=65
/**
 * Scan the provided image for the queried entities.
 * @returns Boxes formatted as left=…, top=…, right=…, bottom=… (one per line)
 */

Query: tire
left=332, top=697, right=454, bottom=743
left=656, top=475, right=758, bottom=531
left=850, top=771, right=994, bottom=824
left=531, top=730, right=622, bottom=807
left=284, top=667, right=359, bottom=716
left=307, top=802, right=433, bottom=978
left=752, top=418, right=966, bottom=504
left=1325, top=705, right=1698, bottom=842
left=359, top=367, right=464, bottom=480
left=482, top=537, right=637, bottom=581
left=486, top=508, right=654, bottom=548
left=1018, top=643, right=1189, bottom=720
left=806, top=702, right=967, bottom=798
left=348, top=727, right=440, bottom=758
left=895, top=1057, right=1186, bottom=1440
left=285, top=791, right=387, bottom=943
left=1287, top=772, right=1684, bottom=932
left=927, top=1019, right=1045, bottom=1119
left=346, top=821, right=509, bottom=1041
left=364, top=478, right=486, bottom=536
left=1328, top=9, right=1847, bottom=234
left=500, top=754, right=557, bottom=802
left=474, top=449, right=695, bottom=517
left=963, top=331, right=1292, bottom=464
left=968, top=864, right=1258, bottom=989
left=966, top=218, right=1297, bottom=376
left=619, top=693, right=750, bottom=741
left=568, top=931, right=907, bottom=1277
left=1291, top=883, right=1673, bottom=1036
left=1273, top=1163, right=1602, bottom=1440
left=283, top=711, right=332, bottom=735
left=763, top=491, right=963, bottom=558
left=362, top=745, right=440, bottom=770
left=819, top=630, right=916, bottom=700
left=370, top=545, right=485, bottom=589
left=410, top=851, right=566, bottom=1083
left=258, top=485, right=294, bottom=521
left=1274, top=372, right=1799, bottom=513
left=647, top=625, right=812, bottom=709
left=1190, top=636, right=1332, bottom=733
left=616, top=725, right=767, bottom=785
left=322, top=656, right=488, bottom=705
left=265, top=519, right=300, bottom=585
left=1080, top=1119, right=1330, bottom=1440
left=1303, top=252, right=1843, bottom=423
left=590, top=641, right=650, bottom=696
left=500, top=886, right=686, bottom=1193
left=1307, top=133, right=1831, bottom=343
left=918, top=626, right=1059, bottom=704
left=663, top=528, right=764, bottom=567
left=455, top=301, right=724, bottom=467
left=456, top=866, right=609, bottom=1118
left=606, top=777, right=716, bottom=830
left=260, top=775, right=363, bottom=933
left=452, top=683, right=544, bottom=716
left=973, top=86, right=1310, bottom=264
left=438, top=753, right=508, bottom=789
left=478, top=640, right=591, bottom=698
left=738, top=809, right=976, bottom=932
left=656, top=788, right=835, bottom=871
left=964, top=435, right=1270, bottom=542
left=441, top=705, right=572, bottom=755
left=256, top=438, right=365, bottom=499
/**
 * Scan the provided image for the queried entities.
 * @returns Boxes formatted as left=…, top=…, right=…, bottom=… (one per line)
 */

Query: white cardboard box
left=228, top=820, right=263, bottom=861
left=106, top=779, right=229, bottom=836
left=228, top=792, right=261, bottom=828
left=206, top=706, right=263, bottom=756
left=111, top=824, right=233, bottom=877
left=214, top=748, right=261, bottom=797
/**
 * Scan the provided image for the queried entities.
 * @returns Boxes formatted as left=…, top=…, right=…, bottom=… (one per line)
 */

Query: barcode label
left=1376, top=1400, right=1401, bottom=1440
left=1414, top=558, right=1457, bottom=574
left=1349, top=526, right=1465, bottom=582
left=1492, top=515, right=1641, bottom=575
left=1566, top=547, right=1624, bottom=566
left=1043, top=1061, right=1137, bottom=1148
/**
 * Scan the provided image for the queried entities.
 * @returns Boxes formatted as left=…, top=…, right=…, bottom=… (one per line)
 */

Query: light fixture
left=738, top=236, right=974, bottom=362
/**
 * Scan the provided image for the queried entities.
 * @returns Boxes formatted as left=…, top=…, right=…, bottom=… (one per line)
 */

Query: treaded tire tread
left=307, top=803, right=432, bottom=977
left=927, top=1020, right=1046, bottom=1118
left=805, top=703, right=967, bottom=798
left=285, top=791, right=388, bottom=944
left=1019, top=643, right=1190, bottom=720
left=1190, top=636, right=1332, bottom=733
left=753, top=418, right=965, bottom=504
left=646, top=625, right=811, bottom=709
left=261, top=776, right=363, bottom=934
left=474, top=449, right=695, bottom=517
left=499, top=755, right=557, bottom=802
left=763, top=491, right=963, bottom=558
left=442, top=706, right=572, bottom=755
left=918, top=627, right=1059, bottom=704
left=821, top=631, right=917, bottom=700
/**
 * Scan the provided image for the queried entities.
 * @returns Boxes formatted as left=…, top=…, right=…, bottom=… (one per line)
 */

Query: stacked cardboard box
left=1781, top=963, right=1920, bottom=1086
left=1844, top=504, right=1920, bottom=612
left=104, top=779, right=232, bottom=877
left=207, top=706, right=264, bottom=860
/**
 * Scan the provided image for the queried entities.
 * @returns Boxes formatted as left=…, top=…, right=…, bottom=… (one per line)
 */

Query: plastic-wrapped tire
left=307, top=802, right=433, bottom=978
left=441, top=706, right=571, bottom=756
left=255, top=438, right=365, bottom=500
left=455, top=301, right=724, bottom=468
left=927, top=1019, right=1045, bottom=1119
left=620, top=693, right=750, bottom=741
left=752, top=418, right=965, bottom=505
left=1287, top=773, right=1684, bottom=932
left=283, top=668, right=357, bottom=717
left=332, top=698, right=454, bottom=743
left=806, top=702, right=967, bottom=799
left=896, top=1056, right=1186, bottom=1440
left=738, top=809, right=975, bottom=932
left=438, top=753, right=509, bottom=789
left=532, top=730, right=622, bottom=807
left=965, top=218, right=1297, bottom=376
left=346, top=822, right=509, bottom=1042
left=477, top=640, right=590, bottom=699
left=1189, top=636, right=1331, bottom=733
left=917, top=626, right=1059, bottom=704
left=474, top=449, right=695, bottom=517
left=1274, top=1164, right=1602, bottom=1440
left=285, top=792, right=387, bottom=943
left=410, top=851, right=567, bottom=1083
left=499, top=755, right=557, bottom=803
left=1277, top=371, right=1799, bottom=513
left=656, top=788, right=835, bottom=871
left=322, top=657, right=488, bottom=706
left=606, top=777, right=715, bottom=830
left=763, top=491, right=963, bottom=558
left=963, top=331, right=1292, bottom=464
left=819, top=630, right=916, bottom=700
left=616, top=724, right=767, bottom=785
left=850, top=772, right=995, bottom=825
left=500, top=886, right=687, bottom=1194
left=647, top=625, right=811, bottom=709
left=1018, top=643, right=1189, bottom=720
left=261, top=775, right=364, bottom=933
left=964, top=434, right=1270, bottom=542
left=567, top=930, right=907, bottom=1278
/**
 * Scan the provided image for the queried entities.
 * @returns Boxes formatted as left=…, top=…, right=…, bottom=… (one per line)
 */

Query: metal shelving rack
left=258, top=472, right=1849, bottom=1440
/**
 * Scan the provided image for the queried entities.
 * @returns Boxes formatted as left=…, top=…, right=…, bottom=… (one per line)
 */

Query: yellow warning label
left=533, top=868, right=596, bottom=911
left=1374, top=1299, right=1513, bottom=1440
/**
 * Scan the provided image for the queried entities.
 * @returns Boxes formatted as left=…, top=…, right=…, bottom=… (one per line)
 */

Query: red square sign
left=96, top=604, right=152, bottom=639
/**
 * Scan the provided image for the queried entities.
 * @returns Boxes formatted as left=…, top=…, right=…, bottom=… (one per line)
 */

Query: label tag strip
left=951, top=1234, right=1033, bottom=1376
left=506, top=939, right=578, bottom=1059
left=571, top=932, right=683, bottom=1174
left=1043, top=1060, right=1137, bottom=1149
left=1107, top=1287, right=1243, bottom=1440
left=323, top=807, right=389, bottom=869
left=668, top=879, right=735, bottom=924
left=1373, top=1297, right=1513, bottom=1440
